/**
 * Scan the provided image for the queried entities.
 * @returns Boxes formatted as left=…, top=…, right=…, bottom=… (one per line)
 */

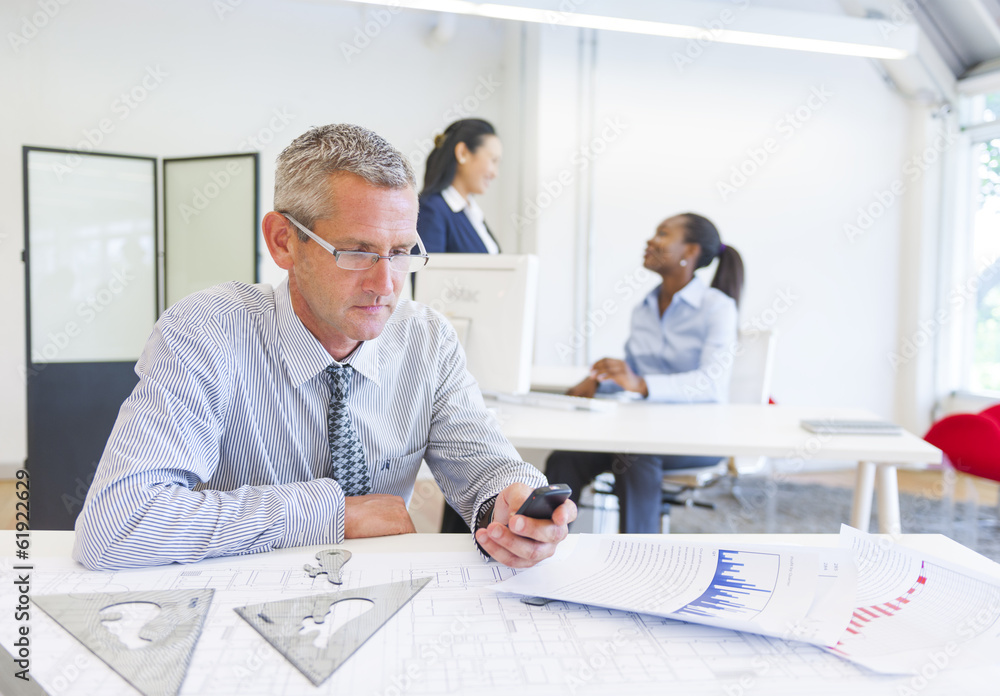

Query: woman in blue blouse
left=417, top=118, right=503, bottom=254
left=418, top=119, right=503, bottom=533
left=547, top=212, right=745, bottom=534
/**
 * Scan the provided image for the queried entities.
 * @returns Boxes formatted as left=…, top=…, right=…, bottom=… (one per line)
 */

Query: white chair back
left=728, top=330, right=777, bottom=405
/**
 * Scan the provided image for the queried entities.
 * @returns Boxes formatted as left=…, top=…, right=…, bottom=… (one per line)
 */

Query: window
left=969, top=137, right=1000, bottom=390
left=960, top=91, right=1000, bottom=394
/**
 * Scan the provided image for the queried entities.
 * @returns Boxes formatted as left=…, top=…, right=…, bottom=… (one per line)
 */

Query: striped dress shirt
left=73, top=280, right=546, bottom=570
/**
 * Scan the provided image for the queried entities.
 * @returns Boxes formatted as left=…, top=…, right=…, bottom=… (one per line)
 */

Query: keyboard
left=800, top=419, right=903, bottom=435
left=481, top=390, right=618, bottom=413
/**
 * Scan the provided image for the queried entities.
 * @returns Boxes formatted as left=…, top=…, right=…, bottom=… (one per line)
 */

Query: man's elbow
left=72, top=507, right=133, bottom=570
left=73, top=548, right=117, bottom=571
left=73, top=528, right=113, bottom=571
left=73, top=535, right=116, bottom=571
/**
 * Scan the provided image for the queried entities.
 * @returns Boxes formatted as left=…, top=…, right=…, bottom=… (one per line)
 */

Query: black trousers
left=440, top=503, right=470, bottom=533
left=545, top=450, right=721, bottom=534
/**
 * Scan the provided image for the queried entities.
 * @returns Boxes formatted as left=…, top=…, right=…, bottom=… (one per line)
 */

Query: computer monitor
left=414, top=254, right=539, bottom=394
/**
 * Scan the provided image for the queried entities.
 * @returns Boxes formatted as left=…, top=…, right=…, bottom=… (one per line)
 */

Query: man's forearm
left=73, top=478, right=346, bottom=570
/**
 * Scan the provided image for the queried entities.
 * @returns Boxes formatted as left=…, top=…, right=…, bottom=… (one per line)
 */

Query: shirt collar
left=275, top=278, right=382, bottom=387
left=677, top=275, right=707, bottom=308
left=441, top=185, right=468, bottom=213
left=343, top=333, right=381, bottom=385
left=643, top=274, right=707, bottom=311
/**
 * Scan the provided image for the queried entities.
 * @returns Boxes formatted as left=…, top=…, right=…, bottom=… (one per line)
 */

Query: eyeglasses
left=282, top=213, right=429, bottom=274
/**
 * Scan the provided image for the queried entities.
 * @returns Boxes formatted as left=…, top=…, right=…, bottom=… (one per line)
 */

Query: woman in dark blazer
left=418, top=119, right=502, bottom=533
left=418, top=119, right=502, bottom=254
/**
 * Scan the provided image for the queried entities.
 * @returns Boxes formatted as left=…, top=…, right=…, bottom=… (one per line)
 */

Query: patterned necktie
left=324, top=363, right=370, bottom=496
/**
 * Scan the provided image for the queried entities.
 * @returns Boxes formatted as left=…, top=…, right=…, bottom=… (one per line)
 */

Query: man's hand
left=344, top=494, right=416, bottom=538
left=590, top=358, right=648, bottom=397
left=474, top=483, right=577, bottom=569
left=566, top=376, right=599, bottom=398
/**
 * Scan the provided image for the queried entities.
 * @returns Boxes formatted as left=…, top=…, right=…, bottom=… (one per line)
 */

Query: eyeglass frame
left=281, top=213, right=429, bottom=274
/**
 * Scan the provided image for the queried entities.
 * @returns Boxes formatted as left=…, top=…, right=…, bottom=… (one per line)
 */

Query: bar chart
left=675, top=549, right=779, bottom=620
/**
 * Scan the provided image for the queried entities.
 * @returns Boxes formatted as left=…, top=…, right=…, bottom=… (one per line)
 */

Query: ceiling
left=327, top=0, right=1000, bottom=93
left=843, top=0, right=1000, bottom=79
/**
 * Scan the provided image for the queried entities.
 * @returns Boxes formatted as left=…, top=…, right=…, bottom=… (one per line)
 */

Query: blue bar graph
left=675, top=550, right=779, bottom=620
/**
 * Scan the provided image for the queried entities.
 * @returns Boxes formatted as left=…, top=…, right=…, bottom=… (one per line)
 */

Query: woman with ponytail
left=546, top=212, right=745, bottom=534
left=417, top=118, right=503, bottom=254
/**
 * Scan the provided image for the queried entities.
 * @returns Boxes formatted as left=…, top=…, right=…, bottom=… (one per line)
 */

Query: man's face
left=287, top=173, right=419, bottom=358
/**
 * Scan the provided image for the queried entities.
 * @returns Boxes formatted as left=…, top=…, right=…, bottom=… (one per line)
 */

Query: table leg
left=876, top=465, right=901, bottom=535
left=851, top=461, right=876, bottom=532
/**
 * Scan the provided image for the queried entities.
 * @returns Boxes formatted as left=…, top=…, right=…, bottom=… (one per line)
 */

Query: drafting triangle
left=32, top=589, right=214, bottom=696
left=234, top=577, right=431, bottom=686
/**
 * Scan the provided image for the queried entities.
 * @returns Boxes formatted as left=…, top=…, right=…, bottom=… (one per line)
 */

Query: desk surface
left=496, top=402, right=941, bottom=465
left=2, top=531, right=996, bottom=695
left=6, top=530, right=996, bottom=574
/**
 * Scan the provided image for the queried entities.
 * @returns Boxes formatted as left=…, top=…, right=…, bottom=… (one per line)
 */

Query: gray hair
left=274, top=123, right=416, bottom=234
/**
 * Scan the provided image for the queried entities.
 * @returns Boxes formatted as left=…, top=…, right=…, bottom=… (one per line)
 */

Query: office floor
left=2, top=468, right=997, bottom=532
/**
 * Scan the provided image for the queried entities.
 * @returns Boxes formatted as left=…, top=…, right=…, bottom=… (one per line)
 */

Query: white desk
left=2, top=531, right=997, bottom=695
left=494, top=402, right=942, bottom=534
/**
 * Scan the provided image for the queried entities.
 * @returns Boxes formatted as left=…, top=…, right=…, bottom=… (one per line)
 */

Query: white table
left=493, top=402, right=942, bottom=534
left=2, top=531, right=996, bottom=696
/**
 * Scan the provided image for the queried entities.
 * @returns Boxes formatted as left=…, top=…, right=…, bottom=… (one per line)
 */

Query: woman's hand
left=590, top=358, right=648, bottom=397
left=566, top=376, right=599, bottom=398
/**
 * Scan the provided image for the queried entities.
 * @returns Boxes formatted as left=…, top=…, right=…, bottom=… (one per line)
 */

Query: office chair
left=583, top=330, right=778, bottom=533
left=923, top=405, right=1000, bottom=543
left=657, top=330, right=778, bottom=528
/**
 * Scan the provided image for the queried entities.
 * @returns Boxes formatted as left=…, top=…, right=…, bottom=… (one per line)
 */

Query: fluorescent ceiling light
left=338, top=0, right=917, bottom=60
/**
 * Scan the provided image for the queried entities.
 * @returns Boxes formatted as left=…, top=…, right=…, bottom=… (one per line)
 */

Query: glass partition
left=163, top=153, right=258, bottom=308
left=25, top=148, right=157, bottom=363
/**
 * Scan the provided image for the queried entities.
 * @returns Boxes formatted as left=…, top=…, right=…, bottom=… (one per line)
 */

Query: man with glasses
left=74, top=124, right=575, bottom=571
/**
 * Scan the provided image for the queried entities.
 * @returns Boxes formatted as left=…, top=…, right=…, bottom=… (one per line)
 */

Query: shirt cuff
left=272, top=478, right=346, bottom=549
left=643, top=374, right=677, bottom=402
left=473, top=494, right=498, bottom=560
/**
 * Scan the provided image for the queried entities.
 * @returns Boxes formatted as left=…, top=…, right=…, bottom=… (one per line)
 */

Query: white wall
left=0, top=0, right=519, bottom=467
left=527, top=23, right=913, bottom=420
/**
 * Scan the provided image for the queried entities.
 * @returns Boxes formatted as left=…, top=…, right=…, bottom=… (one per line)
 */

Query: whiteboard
left=163, top=154, right=258, bottom=308
left=26, top=149, right=157, bottom=363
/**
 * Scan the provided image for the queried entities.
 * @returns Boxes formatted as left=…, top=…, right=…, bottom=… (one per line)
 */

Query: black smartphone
left=514, top=484, right=572, bottom=520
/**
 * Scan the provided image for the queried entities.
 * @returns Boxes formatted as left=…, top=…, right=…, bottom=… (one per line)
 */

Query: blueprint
left=1, top=543, right=998, bottom=696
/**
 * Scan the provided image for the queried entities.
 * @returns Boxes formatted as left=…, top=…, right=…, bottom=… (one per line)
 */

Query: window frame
left=942, top=106, right=1000, bottom=400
